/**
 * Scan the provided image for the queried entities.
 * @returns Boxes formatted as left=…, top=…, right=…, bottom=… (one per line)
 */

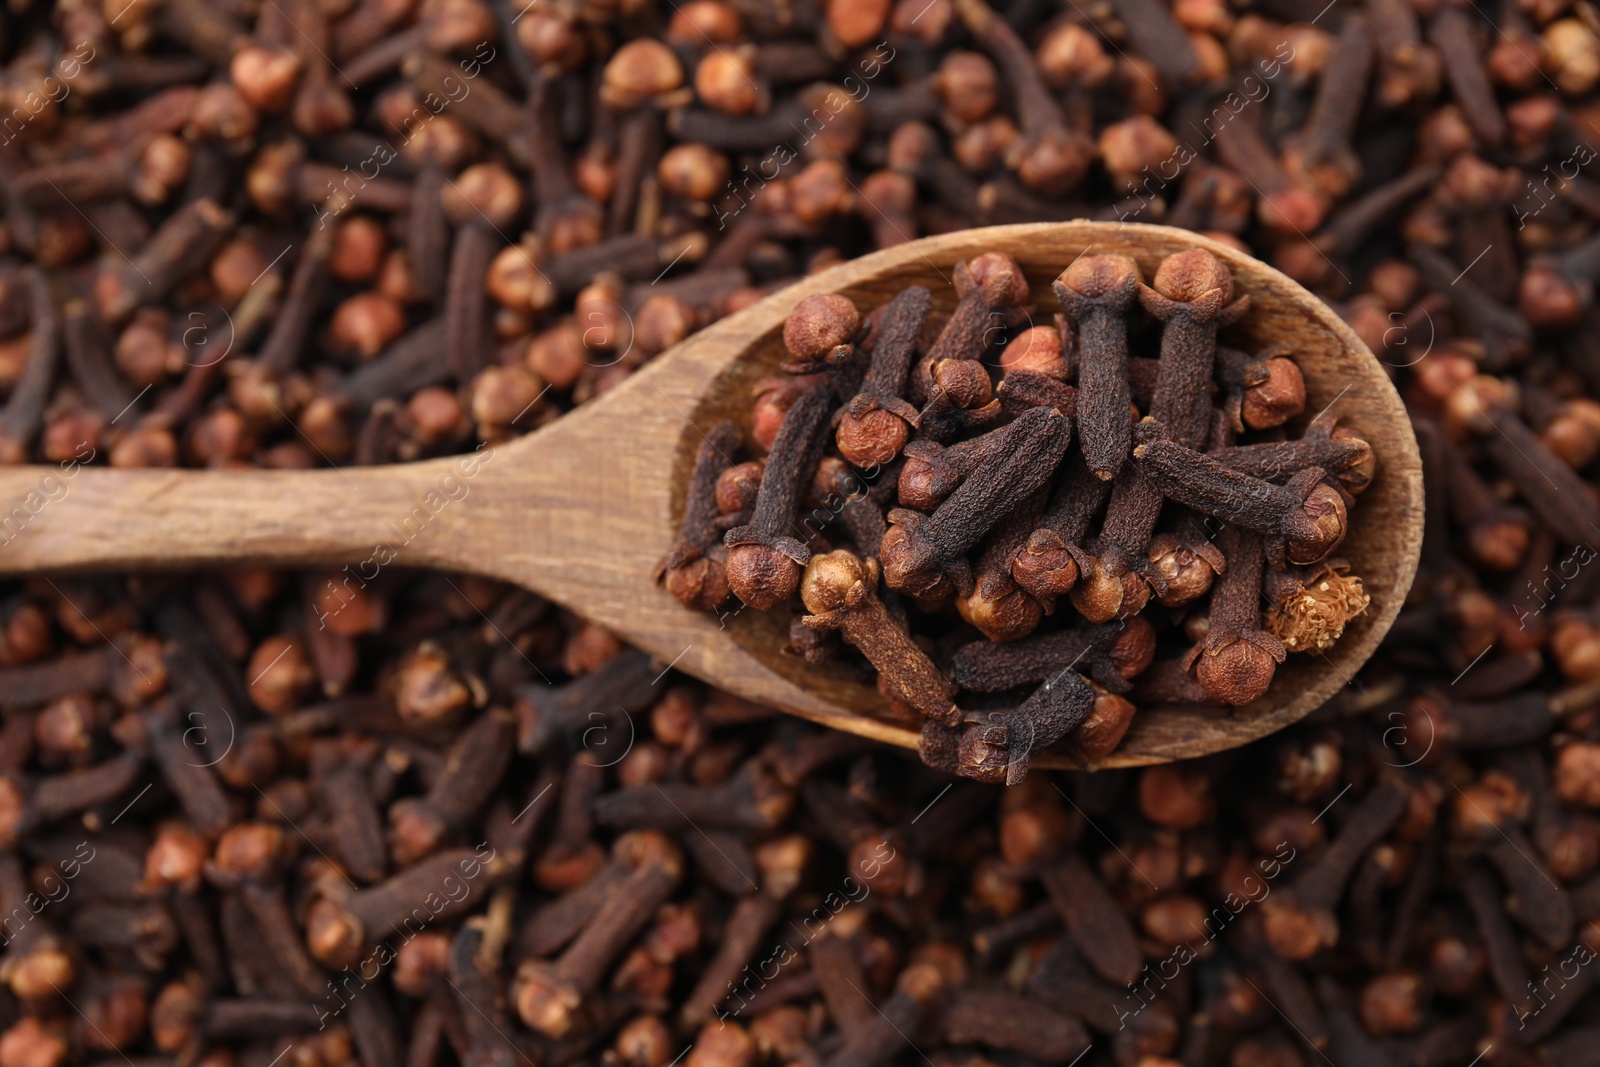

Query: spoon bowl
left=0, top=223, right=1422, bottom=767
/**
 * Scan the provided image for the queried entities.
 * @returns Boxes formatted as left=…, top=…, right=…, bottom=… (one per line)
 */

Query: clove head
left=955, top=251, right=1030, bottom=308
left=1552, top=618, right=1600, bottom=685
left=151, top=977, right=204, bottom=1051
left=1555, top=742, right=1600, bottom=808
left=850, top=836, right=913, bottom=896
left=614, top=1018, right=676, bottom=1067
left=1443, top=374, right=1518, bottom=437
left=957, top=718, right=1014, bottom=785
left=305, top=897, right=364, bottom=968
left=394, top=641, right=471, bottom=726
left=726, top=544, right=804, bottom=611
left=0, top=778, right=22, bottom=848
left=614, top=829, right=688, bottom=879
left=957, top=573, right=1043, bottom=643
left=1072, top=688, right=1136, bottom=762
left=1052, top=253, right=1143, bottom=315
left=1110, top=617, right=1158, bottom=681
left=1191, top=629, right=1283, bottom=706
left=782, top=294, right=860, bottom=363
left=1036, top=22, right=1115, bottom=87
left=1519, top=260, right=1587, bottom=331
left=1143, top=248, right=1237, bottom=322
left=897, top=442, right=960, bottom=511
left=1007, top=126, right=1093, bottom=199
left=388, top=799, right=449, bottom=866
left=1011, top=529, right=1082, bottom=603
left=1359, top=973, right=1427, bottom=1037
left=1450, top=772, right=1527, bottom=841
left=601, top=39, right=685, bottom=108
left=1099, top=116, right=1179, bottom=193
left=695, top=48, right=763, bottom=116
left=1330, top=427, right=1376, bottom=496
left=514, top=960, right=583, bottom=1038
left=715, top=460, right=763, bottom=515
left=1146, top=533, right=1219, bottom=608
left=230, top=44, right=301, bottom=114
left=143, top=825, right=208, bottom=895
left=799, top=550, right=876, bottom=616
left=1260, top=892, right=1338, bottom=960
left=1069, top=556, right=1151, bottom=623
left=441, top=163, right=524, bottom=231
left=998, top=324, right=1068, bottom=378
left=206, top=821, right=286, bottom=885
left=836, top=407, right=909, bottom=468
left=393, top=933, right=454, bottom=998
left=3, top=945, right=74, bottom=1002
left=1541, top=398, right=1600, bottom=468
left=664, top=554, right=732, bottom=612
left=929, top=358, right=994, bottom=409
left=0, top=1016, right=68, bottom=1067
left=935, top=51, right=1000, bottom=125
left=1282, top=477, right=1349, bottom=566
left=1240, top=356, right=1306, bottom=430
left=742, top=764, right=799, bottom=832
left=881, top=513, right=949, bottom=600
left=1257, top=186, right=1329, bottom=235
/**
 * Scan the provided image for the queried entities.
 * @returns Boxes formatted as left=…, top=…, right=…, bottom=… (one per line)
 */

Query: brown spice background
left=2, top=1, right=1600, bottom=1067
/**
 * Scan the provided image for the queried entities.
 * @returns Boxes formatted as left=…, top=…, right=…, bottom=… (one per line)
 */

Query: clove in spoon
left=0, top=223, right=1423, bottom=768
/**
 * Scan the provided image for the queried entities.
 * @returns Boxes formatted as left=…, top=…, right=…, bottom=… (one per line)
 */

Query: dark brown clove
left=1184, top=525, right=1284, bottom=707
left=724, top=384, right=834, bottom=610
left=1055, top=254, right=1142, bottom=480
left=1134, top=423, right=1349, bottom=567
left=657, top=421, right=742, bottom=611
left=95, top=199, right=234, bottom=323
left=883, top=407, right=1072, bottom=600
left=513, top=832, right=683, bottom=1038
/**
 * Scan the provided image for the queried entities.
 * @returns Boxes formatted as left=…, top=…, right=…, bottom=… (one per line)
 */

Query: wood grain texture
left=0, top=223, right=1422, bottom=767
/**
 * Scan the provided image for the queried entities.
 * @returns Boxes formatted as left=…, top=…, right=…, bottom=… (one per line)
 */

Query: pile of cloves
left=10, top=564, right=1600, bottom=1067
left=660, top=247, right=1377, bottom=781
left=13, top=0, right=1600, bottom=1066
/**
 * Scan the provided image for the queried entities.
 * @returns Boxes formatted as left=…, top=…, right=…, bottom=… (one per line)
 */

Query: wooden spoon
left=0, top=223, right=1422, bottom=767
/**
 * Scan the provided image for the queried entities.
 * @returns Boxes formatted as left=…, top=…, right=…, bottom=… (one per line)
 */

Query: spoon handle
left=0, top=456, right=472, bottom=576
